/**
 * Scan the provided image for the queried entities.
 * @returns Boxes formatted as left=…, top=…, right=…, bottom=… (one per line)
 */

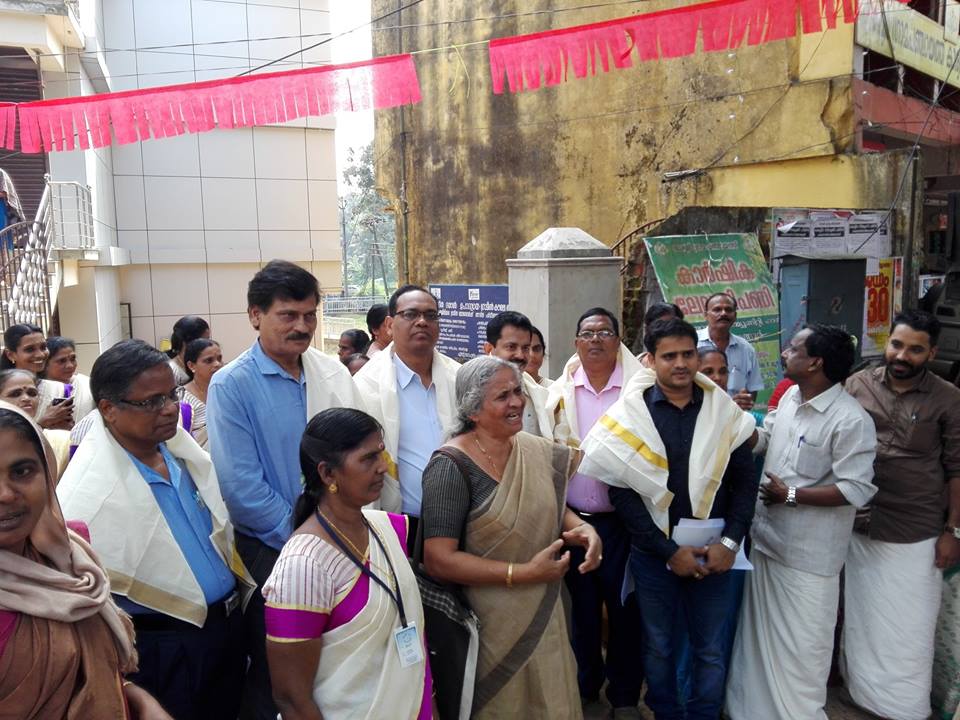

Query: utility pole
left=338, top=196, right=348, bottom=297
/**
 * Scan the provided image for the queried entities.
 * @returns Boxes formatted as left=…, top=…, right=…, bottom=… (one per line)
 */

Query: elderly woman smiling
left=421, top=355, right=602, bottom=719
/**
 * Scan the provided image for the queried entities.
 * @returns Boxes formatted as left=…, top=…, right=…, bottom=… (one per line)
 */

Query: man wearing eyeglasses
left=546, top=307, right=645, bottom=718
left=354, top=284, right=460, bottom=540
left=58, top=339, right=256, bottom=720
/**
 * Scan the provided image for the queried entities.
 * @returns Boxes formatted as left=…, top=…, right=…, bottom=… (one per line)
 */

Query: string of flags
left=0, top=0, right=898, bottom=154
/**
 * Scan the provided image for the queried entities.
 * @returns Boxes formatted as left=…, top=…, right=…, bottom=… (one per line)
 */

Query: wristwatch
left=720, top=536, right=740, bottom=554
left=946, top=525, right=960, bottom=540
left=785, top=486, right=798, bottom=507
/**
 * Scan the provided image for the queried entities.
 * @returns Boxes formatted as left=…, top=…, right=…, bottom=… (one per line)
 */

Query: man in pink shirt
left=549, top=307, right=645, bottom=718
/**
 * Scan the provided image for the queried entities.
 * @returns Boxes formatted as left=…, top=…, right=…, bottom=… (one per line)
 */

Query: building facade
left=372, top=0, right=959, bottom=340
left=0, top=0, right=340, bottom=367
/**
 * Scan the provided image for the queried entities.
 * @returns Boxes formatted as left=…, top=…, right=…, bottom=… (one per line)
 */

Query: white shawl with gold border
left=579, top=368, right=756, bottom=535
left=353, top=342, right=460, bottom=513
left=57, top=414, right=255, bottom=626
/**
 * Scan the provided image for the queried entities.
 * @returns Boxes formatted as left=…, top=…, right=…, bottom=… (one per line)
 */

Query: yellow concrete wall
left=665, top=153, right=911, bottom=213
left=373, top=0, right=866, bottom=284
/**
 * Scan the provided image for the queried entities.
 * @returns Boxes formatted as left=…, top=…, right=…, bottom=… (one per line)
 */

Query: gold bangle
left=122, top=680, right=133, bottom=688
left=506, top=562, right=514, bottom=588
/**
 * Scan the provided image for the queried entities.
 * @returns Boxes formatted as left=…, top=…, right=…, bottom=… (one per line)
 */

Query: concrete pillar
left=506, top=228, right=622, bottom=380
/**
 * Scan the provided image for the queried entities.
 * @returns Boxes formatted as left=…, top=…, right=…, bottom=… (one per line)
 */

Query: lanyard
left=314, top=510, right=408, bottom=628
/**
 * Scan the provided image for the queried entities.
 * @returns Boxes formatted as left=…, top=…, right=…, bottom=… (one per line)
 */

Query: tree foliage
left=339, top=143, right=397, bottom=296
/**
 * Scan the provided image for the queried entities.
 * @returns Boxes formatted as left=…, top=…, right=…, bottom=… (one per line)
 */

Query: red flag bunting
left=13, top=54, right=421, bottom=154
left=0, top=103, right=16, bottom=150
left=489, top=0, right=863, bottom=94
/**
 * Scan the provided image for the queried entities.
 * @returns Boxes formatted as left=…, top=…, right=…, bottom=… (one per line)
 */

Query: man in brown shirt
left=842, top=309, right=960, bottom=720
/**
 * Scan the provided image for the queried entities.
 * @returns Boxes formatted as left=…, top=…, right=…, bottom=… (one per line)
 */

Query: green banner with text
left=644, top=233, right=780, bottom=406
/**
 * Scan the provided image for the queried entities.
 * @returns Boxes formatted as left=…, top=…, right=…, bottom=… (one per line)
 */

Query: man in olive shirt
left=843, top=310, right=960, bottom=720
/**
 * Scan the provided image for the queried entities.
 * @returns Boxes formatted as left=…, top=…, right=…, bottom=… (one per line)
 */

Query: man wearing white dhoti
left=353, top=285, right=460, bottom=529
left=842, top=309, right=960, bottom=720
left=725, top=325, right=877, bottom=720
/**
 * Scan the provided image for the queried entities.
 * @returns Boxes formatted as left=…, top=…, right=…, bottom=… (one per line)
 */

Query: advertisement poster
left=919, top=274, right=945, bottom=298
left=862, top=257, right=904, bottom=357
left=643, top=234, right=780, bottom=405
left=772, top=208, right=892, bottom=260
left=428, top=284, right=508, bottom=361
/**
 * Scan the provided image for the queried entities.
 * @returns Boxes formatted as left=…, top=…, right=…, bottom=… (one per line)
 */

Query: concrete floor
left=581, top=687, right=899, bottom=719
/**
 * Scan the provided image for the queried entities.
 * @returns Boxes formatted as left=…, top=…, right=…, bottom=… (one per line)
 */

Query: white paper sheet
left=672, top=518, right=753, bottom=571
left=620, top=518, right=755, bottom=603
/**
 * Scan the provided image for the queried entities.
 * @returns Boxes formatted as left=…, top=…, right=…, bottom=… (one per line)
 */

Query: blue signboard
left=428, top=284, right=509, bottom=362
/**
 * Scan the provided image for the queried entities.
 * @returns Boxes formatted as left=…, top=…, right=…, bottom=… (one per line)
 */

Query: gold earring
left=328, top=483, right=338, bottom=494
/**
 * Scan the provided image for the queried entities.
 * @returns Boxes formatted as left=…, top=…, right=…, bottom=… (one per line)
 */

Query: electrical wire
left=847, top=1, right=960, bottom=254
left=2, top=2, right=927, bottom=63
left=240, top=0, right=425, bottom=76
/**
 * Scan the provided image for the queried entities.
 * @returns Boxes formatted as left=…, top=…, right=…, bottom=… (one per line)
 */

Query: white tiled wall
left=101, top=0, right=341, bottom=357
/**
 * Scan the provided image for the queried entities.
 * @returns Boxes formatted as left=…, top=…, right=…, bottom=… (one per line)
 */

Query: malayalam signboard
left=644, top=234, right=781, bottom=405
left=428, top=284, right=508, bottom=361
left=857, top=0, right=960, bottom=89
left=862, top=257, right=904, bottom=357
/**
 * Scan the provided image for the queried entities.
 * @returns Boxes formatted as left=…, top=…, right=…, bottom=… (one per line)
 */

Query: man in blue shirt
left=58, top=340, right=252, bottom=720
left=207, top=260, right=357, bottom=720
left=353, top=285, right=460, bottom=541
left=696, top=292, right=764, bottom=411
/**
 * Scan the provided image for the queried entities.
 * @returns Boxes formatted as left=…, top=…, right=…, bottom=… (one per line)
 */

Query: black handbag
left=412, top=448, right=480, bottom=720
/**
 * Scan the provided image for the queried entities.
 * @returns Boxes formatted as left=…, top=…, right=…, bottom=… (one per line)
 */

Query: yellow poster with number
left=863, top=257, right=903, bottom=357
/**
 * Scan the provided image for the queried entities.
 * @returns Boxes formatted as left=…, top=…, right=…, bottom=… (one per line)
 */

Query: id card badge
left=394, top=622, right=424, bottom=668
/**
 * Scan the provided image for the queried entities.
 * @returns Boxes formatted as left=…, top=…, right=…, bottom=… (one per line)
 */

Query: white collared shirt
left=393, top=353, right=443, bottom=517
left=751, top=383, right=877, bottom=576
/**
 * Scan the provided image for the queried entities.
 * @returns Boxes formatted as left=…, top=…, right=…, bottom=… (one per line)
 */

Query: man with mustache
left=353, top=284, right=460, bottom=539
left=840, top=310, right=960, bottom=720
left=579, top=318, right=757, bottom=720
left=726, top=325, right=877, bottom=720
left=207, top=260, right=359, bottom=720
left=696, top=293, right=762, bottom=411
left=483, top=310, right=553, bottom=437
left=546, top=307, right=645, bottom=718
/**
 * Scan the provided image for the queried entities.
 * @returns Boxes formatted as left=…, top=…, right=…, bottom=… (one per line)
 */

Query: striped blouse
left=262, top=513, right=407, bottom=642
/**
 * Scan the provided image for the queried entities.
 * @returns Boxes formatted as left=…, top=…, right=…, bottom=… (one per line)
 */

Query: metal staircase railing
left=0, top=183, right=56, bottom=333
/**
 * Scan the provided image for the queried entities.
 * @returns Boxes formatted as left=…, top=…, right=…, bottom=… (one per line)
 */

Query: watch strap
left=720, top=536, right=740, bottom=554
left=786, top=486, right=798, bottom=507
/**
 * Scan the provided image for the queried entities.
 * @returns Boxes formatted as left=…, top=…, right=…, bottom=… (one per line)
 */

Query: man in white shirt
left=354, top=285, right=459, bottom=540
left=726, top=325, right=877, bottom=720
left=483, top=310, right=552, bottom=437
left=696, top=293, right=763, bottom=411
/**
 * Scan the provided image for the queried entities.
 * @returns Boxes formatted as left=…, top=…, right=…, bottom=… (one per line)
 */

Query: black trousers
left=128, top=596, right=245, bottom=720
left=563, top=511, right=644, bottom=708
left=236, top=532, right=282, bottom=720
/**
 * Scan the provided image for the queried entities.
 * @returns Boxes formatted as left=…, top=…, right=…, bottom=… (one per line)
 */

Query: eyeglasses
left=395, top=309, right=441, bottom=323
left=117, top=389, right=180, bottom=412
left=577, top=330, right=617, bottom=340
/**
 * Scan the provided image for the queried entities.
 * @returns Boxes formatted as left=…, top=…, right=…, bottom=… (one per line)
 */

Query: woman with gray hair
left=421, top=355, right=602, bottom=719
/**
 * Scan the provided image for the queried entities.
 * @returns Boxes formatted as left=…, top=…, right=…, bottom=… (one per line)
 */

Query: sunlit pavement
left=581, top=687, right=910, bottom=719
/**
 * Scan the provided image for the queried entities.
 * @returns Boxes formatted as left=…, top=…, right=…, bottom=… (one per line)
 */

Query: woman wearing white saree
left=421, top=356, right=602, bottom=719
left=263, top=407, right=431, bottom=720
